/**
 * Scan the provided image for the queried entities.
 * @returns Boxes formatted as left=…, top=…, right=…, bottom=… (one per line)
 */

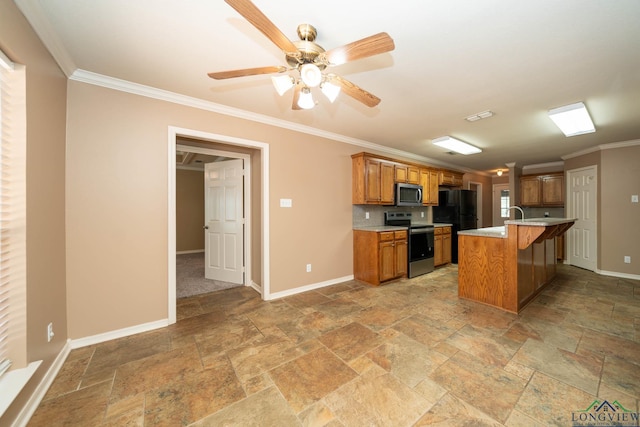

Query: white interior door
left=567, top=166, right=597, bottom=271
left=204, top=159, right=244, bottom=284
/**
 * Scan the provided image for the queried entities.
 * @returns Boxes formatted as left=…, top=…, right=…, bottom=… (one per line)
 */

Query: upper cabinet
left=352, top=152, right=455, bottom=206
left=353, top=153, right=395, bottom=205
left=520, top=173, right=564, bottom=206
left=439, top=170, right=464, bottom=187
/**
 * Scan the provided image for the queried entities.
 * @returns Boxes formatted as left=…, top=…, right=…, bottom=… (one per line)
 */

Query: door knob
left=203, top=225, right=209, bottom=230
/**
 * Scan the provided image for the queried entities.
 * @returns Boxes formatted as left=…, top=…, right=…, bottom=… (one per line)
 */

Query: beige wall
left=600, top=144, right=640, bottom=275
left=176, top=169, right=204, bottom=252
left=0, top=0, right=68, bottom=423
left=65, top=80, right=357, bottom=338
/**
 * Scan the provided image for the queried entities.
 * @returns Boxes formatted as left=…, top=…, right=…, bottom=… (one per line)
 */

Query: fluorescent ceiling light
left=548, top=102, right=595, bottom=137
left=432, top=136, right=482, bottom=155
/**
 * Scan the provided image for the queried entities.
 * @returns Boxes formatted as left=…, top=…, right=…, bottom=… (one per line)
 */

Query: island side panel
left=458, top=234, right=509, bottom=310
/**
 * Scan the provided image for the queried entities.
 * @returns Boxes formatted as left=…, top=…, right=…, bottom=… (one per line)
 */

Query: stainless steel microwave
left=395, top=183, right=423, bottom=206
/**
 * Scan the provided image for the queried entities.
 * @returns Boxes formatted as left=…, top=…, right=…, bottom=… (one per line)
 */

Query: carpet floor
left=176, top=252, right=242, bottom=298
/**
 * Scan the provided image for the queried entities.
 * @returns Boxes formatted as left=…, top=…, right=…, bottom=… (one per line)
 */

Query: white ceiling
left=16, top=0, right=640, bottom=174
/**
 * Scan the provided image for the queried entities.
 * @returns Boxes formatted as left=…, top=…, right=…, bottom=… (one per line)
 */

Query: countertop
left=504, top=217, right=577, bottom=226
left=354, top=222, right=452, bottom=232
left=458, top=218, right=577, bottom=239
left=353, top=225, right=407, bottom=232
left=458, top=226, right=507, bottom=238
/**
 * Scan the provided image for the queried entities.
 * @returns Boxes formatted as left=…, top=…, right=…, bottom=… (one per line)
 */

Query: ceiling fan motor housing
left=286, top=24, right=327, bottom=69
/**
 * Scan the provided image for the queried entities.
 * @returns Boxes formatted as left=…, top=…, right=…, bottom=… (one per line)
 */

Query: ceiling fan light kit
left=432, top=136, right=482, bottom=155
left=547, top=102, right=595, bottom=137
left=209, top=0, right=395, bottom=111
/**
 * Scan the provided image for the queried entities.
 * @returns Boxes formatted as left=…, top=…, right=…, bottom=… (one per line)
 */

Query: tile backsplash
left=352, top=205, right=432, bottom=228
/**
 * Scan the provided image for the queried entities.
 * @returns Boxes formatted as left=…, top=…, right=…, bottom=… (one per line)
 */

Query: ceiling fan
left=208, top=0, right=395, bottom=110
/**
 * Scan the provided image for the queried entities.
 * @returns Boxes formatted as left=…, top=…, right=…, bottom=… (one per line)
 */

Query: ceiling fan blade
left=322, top=32, right=395, bottom=66
left=208, top=66, right=287, bottom=80
left=334, top=76, right=381, bottom=108
left=291, top=82, right=302, bottom=110
left=225, top=0, right=299, bottom=55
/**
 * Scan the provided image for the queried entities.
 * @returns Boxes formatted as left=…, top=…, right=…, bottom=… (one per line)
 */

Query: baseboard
left=176, top=249, right=204, bottom=255
left=249, top=280, right=261, bottom=294
left=11, top=341, right=71, bottom=427
left=69, top=319, right=169, bottom=350
left=266, top=275, right=355, bottom=300
left=596, top=269, right=640, bottom=281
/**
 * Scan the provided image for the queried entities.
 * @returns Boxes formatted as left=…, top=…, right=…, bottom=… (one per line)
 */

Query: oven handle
left=410, top=227, right=434, bottom=235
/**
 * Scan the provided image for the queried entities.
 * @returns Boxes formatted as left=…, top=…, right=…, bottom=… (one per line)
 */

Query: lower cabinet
left=434, top=226, right=452, bottom=267
left=354, top=229, right=407, bottom=286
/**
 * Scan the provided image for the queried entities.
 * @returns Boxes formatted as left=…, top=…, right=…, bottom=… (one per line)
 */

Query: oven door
left=410, top=227, right=434, bottom=262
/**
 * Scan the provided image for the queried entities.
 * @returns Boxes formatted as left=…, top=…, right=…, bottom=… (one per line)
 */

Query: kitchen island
left=457, top=218, right=575, bottom=313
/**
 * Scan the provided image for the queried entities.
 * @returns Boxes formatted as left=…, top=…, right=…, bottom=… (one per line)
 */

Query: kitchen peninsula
left=457, top=218, right=575, bottom=313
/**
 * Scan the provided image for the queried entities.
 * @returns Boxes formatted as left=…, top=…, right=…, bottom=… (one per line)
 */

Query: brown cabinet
left=439, top=170, right=464, bottom=187
left=354, top=229, right=408, bottom=286
left=352, top=153, right=395, bottom=205
left=520, top=173, right=564, bottom=206
left=420, top=168, right=439, bottom=206
left=395, top=165, right=419, bottom=184
left=434, top=226, right=452, bottom=266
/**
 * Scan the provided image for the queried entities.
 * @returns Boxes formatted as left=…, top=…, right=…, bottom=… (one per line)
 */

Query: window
left=0, top=49, right=27, bottom=380
left=500, top=189, right=510, bottom=218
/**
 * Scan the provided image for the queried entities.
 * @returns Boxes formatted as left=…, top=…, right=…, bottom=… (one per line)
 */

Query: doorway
left=469, top=182, right=482, bottom=228
left=566, top=165, right=597, bottom=271
left=492, top=184, right=510, bottom=226
left=168, top=127, right=270, bottom=324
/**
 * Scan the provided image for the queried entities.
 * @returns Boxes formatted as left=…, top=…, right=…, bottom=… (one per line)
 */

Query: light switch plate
left=632, top=195, right=639, bottom=203
left=280, top=198, right=292, bottom=208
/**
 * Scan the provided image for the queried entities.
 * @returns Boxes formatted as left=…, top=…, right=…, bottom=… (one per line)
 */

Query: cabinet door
left=395, top=239, right=408, bottom=278
left=542, top=175, right=564, bottom=205
left=395, top=165, right=408, bottom=183
left=434, top=234, right=443, bottom=266
left=380, top=162, right=395, bottom=204
left=442, top=233, right=452, bottom=264
left=407, top=167, right=420, bottom=184
left=428, top=170, right=439, bottom=205
left=379, top=241, right=396, bottom=282
left=520, top=176, right=541, bottom=206
left=364, top=159, right=381, bottom=202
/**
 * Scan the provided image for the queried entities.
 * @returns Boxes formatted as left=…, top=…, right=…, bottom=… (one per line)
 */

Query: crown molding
left=522, top=161, right=564, bottom=171
left=69, top=69, right=468, bottom=172
left=15, top=0, right=76, bottom=77
left=562, top=139, right=640, bottom=160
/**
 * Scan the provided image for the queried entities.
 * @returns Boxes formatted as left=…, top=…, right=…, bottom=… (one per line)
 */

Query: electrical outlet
left=624, top=256, right=631, bottom=264
left=306, top=264, right=312, bottom=272
left=632, top=195, right=639, bottom=203
left=365, top=212, right=369, bottom=220
left=421, top=212, right=425, bottom=218
left=47, top=322, right=54, bottom=342
left=279, top=198, right=292, bottom=208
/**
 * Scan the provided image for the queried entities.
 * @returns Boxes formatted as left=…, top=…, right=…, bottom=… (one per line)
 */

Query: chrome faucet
left=508, top=206, right=525, bottom=221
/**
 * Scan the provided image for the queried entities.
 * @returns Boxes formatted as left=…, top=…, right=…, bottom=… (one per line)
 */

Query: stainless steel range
left=385, top=212, right=435, bottom=278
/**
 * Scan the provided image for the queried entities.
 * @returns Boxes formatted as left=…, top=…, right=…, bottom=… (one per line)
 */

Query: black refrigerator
left=432, top=189, right=478, bottom=263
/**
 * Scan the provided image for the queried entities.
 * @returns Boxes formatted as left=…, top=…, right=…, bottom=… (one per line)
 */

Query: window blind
left=0, top=49, right=27, bottom=379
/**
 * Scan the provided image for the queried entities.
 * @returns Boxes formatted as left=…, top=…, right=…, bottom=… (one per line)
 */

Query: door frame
left=566, top=165, right=598, bottom=271
left=168, top=126, right=270, bottom=324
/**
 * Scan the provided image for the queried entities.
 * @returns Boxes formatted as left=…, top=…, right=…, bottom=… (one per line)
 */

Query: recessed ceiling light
left=548, top=102, right=595, bottom=137
left=432, top=136, right=482, bottom=155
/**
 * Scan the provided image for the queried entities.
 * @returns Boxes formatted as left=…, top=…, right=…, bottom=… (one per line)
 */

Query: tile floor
left=29, top=264, right=640, bottom=426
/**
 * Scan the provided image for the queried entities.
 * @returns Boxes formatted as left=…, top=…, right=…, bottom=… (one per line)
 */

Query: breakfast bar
left=457, top=218, right=576, bottom=313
